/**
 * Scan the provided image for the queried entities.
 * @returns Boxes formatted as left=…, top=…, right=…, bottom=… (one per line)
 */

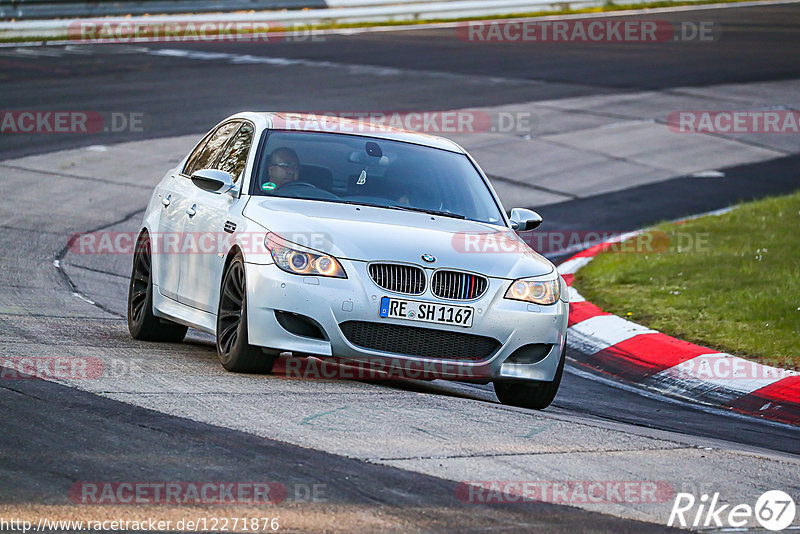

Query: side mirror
left=191, top=169, right=238, bottom=196
left=509, top=208, right=543, bottom=231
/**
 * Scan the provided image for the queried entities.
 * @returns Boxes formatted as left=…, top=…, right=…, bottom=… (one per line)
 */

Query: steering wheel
left=275, top=180, right=340, bottom=200
left=275, top=181, right=319, bottom=192
left=275, top=182, right=324, bottom=194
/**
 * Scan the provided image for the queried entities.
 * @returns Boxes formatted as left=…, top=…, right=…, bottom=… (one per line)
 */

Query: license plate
left=379, top=296, right=473, bottom=328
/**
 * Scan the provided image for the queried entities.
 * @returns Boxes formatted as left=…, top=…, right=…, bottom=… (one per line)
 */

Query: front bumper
left=244, top=260, right=568, bottom=382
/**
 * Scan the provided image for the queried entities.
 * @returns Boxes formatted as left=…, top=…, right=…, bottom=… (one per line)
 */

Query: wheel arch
left=134, top=225, right=156, bottom=283
left=221, top=244, right=244, bottom=289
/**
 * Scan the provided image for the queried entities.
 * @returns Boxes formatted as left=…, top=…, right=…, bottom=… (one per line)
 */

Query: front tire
left=216, top=254, right=276, bottom=373
left=494, top=341, right=566, bottom=410
left=127, top=233, right=188, bottom=342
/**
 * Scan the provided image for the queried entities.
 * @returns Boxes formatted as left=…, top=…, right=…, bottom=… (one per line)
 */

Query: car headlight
left=265, top=233, right=346, bottom=278
left=504, top=276, right=560, bottom=305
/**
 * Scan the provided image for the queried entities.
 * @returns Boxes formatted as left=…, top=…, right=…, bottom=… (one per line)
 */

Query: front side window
left=252, top=131, right=504, bottom=225
left=183, top=121, right=240, bottom=177
left=216, top=122, right=254, bottom=183
left=182, top=130, right=214, bottom=177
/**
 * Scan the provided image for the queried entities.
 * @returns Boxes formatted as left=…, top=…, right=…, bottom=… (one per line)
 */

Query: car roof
left=228, top=112, right=467, bottom=154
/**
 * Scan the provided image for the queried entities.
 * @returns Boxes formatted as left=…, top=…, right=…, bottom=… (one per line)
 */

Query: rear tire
left=494, top=341, right=566, bottom=410
left=216, top=253, right=276, bottom=373
left=127, top=233, right=188, bottom=342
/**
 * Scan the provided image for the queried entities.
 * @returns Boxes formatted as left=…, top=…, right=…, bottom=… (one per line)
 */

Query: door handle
left=186, top=204, right=197, bottom=217
left=161, top=194, right=171, bottom=207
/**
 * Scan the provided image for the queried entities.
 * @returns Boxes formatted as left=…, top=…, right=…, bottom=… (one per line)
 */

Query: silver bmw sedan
left=127, top=112, right=569, bottom=409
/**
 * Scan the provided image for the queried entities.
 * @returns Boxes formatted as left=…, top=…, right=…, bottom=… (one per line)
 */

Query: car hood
left=243, top=197, right=554, bottom=279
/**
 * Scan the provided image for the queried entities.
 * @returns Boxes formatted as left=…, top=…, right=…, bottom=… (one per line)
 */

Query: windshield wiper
left=338, top=200, right=466, bottom=220
left=396, top=206, right=467, bottom=219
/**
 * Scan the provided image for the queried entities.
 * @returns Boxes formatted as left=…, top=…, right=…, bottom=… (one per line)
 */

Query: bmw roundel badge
left=421, top=254, right=436, bottom=263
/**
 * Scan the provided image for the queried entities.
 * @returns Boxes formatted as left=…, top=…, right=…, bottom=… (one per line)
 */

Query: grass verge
left=574, top=191, right=800, bottom=368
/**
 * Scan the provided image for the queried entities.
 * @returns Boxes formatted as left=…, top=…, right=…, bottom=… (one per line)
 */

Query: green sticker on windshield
left=262, top=182, right=277, bottom=191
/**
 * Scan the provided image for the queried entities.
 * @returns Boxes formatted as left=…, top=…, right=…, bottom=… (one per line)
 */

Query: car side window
left=183, top=121, right=240, bottom=177
left=215, top=122, right=254, bottom=184
left=182, top=131, right=214, bottom=176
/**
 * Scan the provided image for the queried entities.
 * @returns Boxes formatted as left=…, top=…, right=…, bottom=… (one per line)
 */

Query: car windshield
left=252, top=130, right=505, bottom=225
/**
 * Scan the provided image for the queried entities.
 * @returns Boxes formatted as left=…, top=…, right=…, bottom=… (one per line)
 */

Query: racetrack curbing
left=559, top=231, right=800, bottom=426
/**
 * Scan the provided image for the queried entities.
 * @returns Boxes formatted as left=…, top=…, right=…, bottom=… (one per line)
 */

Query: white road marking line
left=62, top=45, right=98, bottom=55
left=72, top=292, right=96, bottom=305
left=568, top=314, right=657, bottom=354
left=567, top=286, right=585, bottom=303
left=606, top=230, right=642, bottom=244
left=0, top=49, right=44, bottom=57
left=557, top=255, right=593, bottom=275
left=11, top=47, right=63, bottom=57
left=146, top=48, right=539, bottom=85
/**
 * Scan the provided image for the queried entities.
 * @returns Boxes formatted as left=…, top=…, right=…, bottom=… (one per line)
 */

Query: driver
left=266, top=147, right=300, bottom=190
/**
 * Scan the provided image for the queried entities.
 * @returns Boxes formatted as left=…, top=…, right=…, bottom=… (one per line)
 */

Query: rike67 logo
left=668, top=490, right=796, bottom=531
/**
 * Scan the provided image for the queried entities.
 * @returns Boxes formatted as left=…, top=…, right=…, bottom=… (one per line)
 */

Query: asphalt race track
left=1, top=3, right=799, bottom=532
left=3, top=2, right=800, bottom=160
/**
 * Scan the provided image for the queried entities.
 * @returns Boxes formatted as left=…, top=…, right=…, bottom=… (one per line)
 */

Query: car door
left=153, top=131, right=213, bottom=300
left=177, top=120, right=252, bottom=312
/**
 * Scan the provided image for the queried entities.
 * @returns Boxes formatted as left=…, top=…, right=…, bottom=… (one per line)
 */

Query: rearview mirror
left=191, top=169, right=237, bottom=196
left=509, top=208, right=543, bottom=231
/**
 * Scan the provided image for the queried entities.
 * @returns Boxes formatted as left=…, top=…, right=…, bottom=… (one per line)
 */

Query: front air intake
left=339, top=321, right=501, bottom=361
left=431, top=270, right=488, bottom=300
left=368, top=263, right=426, bottom=295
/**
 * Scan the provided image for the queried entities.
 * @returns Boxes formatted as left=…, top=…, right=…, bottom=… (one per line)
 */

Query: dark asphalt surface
left=2, top=3, right=800, bottom=159
left=1, top=3, right=799, bottom=530
left=0, top=371, right=680, bottom=533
